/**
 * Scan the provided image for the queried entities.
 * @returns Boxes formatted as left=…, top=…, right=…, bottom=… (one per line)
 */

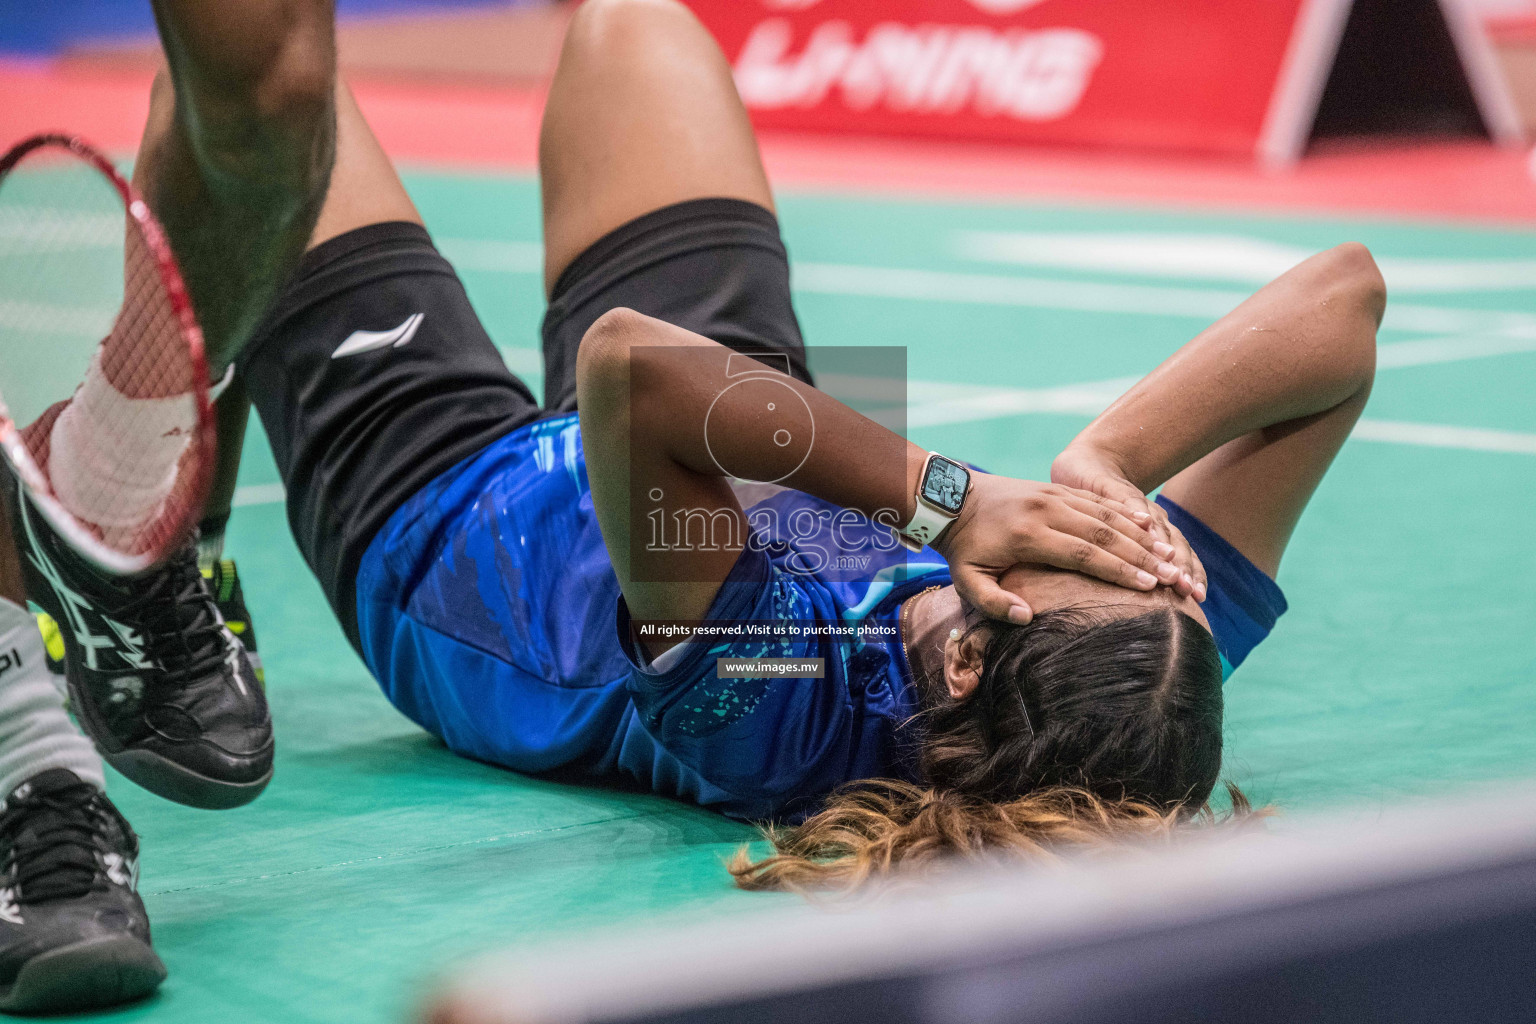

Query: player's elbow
left=578, top=307, right=649, bottom=377
left=1322, top=242, right=1383, bottom=391
left=576, top=307, right=650, bottom=417
left=1328, top=242, right=1387, bottom=326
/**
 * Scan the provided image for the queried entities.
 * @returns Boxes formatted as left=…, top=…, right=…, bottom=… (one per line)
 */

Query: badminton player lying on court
left=230, top=0, right=1378, bottom=888
left=0, top=0, right=334, bottom=1009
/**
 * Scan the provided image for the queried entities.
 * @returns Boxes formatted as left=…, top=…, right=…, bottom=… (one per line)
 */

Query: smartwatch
left=899, top=453, right=971, bottom=550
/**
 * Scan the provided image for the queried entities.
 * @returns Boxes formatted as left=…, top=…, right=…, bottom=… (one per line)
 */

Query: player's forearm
left=582, top=309, right=925, bottom=529
left=1066, top=242, right=1383, bottom=493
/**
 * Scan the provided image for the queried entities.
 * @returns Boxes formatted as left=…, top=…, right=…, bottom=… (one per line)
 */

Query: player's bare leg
left=186, top=79, right=420, bottom=683
left=540, top=0, right=775, bottom=294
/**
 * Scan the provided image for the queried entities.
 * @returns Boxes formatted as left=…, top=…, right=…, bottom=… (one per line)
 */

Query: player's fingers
left=1108, top=491, right=1167, bottom=538
left=1162, top=516, right=1203, bottom=599
left=1056, top=506, right=1181, bottom=584
left=1165, top=521, right=1208, bottom=600
left=1038, top=528, right=1162, bottom=591
left=1064, top=496, right=1170, bottom=559
left=1103, top=497, right=1157, bottom=530
left=955, top=567, right=1033, bottom=624
left=1144, top=499, right=1182, bottom=554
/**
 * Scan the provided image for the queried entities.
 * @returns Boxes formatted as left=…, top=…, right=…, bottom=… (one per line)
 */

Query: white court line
left=792, top=261, right=1536, bottom=340
left=1350, top=420, right=1536, bottom=455
left=438, top=238, right=544, bottom=274
left=230, top=482, right=286, bottom=507
left=903, top=377, right=1536, bottom=456
left=793, top=261, right=1253, bottom=322
left=0, top=208, right=121, bottom=251
left=953, top=229, right=1536, bottom=294
left=1376, top=334, right=1536, bottom=369
left=0, top=300, right=113, bottom=337
left=497, top=345, right=543, bottom=377
left=226, top=374, right=1536, bottom=516
left=435, top=239, right=1536, bottom=343
left=905, top=378, right=1132, bottom=427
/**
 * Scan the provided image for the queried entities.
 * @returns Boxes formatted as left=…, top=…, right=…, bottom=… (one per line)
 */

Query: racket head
left=0, top=133, right=215, bottom=575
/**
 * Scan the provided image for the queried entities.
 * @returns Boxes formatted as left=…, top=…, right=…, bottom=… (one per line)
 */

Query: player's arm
left=1052, top=242, right=1383, bottom=578
left=136, top=0, right=338, bottom=370
left=575, top=309, right=1180, bottom=650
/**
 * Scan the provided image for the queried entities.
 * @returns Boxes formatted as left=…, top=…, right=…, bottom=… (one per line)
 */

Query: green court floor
left=9, top=171, right=1536, bottom=1022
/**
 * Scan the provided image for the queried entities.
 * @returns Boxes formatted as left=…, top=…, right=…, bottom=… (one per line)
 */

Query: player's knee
left=573, top=0, right=696, bottom=31
left=181, top=51, right=333, bottom=207
left=251, top=36, right=334, bottom=138
left=566, top=0, right=712, bottom=65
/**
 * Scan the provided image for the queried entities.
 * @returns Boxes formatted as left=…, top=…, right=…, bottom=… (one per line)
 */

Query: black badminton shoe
left=36, top=613, right=65, bottom=677
left=4, top=479, right=274, bottom=810
left=203, top=559, right=263, bottom=688
left=0, top=769, right=165, bottom=1013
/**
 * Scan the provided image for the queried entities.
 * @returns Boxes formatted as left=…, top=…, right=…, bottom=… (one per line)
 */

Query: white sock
left=47, top=349, right=193, bottom=542
left=0, top=599, right=104, bottom=797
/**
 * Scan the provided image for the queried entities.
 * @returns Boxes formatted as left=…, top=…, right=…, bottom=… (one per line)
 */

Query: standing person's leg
left=11, top=56, right=327, bottom=812
left=537, top=0, right=811, bottom=414
left=196, top=79, right=423, bottom=544
left=0, top=516, right=104, bottom=795
left=188, top=82, right=427, bottom=679
left=236, top=81, right=540, bottom=651
left=0, top=512, right=145, bottom=1012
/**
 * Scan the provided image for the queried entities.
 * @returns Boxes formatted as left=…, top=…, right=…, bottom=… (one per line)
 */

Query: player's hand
left=1049, top=442, right=1207, bottom=601
left=929, top=474, right=1186, bottom=624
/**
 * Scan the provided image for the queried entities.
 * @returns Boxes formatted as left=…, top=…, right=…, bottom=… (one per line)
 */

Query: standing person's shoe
left=4, top=476, right=273, bottom=810
left=33, top=615, right=64, bottom=677
left=203, top=559, right=264, bottom=688
left=0, top=769, right=165, bottom=1013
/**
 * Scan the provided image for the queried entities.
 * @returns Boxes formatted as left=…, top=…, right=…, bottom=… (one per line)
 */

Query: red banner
left=685, top=0, right=1314, bottom=157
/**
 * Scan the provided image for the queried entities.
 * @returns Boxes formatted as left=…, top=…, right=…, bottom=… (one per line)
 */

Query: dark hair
left=922, top=607, right=1225, bottom=809
left=731, top=607, right=1237, bottom=892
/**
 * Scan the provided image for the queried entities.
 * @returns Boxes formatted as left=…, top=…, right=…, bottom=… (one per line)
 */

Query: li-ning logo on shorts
left=331, top=313, right=424, bottom=358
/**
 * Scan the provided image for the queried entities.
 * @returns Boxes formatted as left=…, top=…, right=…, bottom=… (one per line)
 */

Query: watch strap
left=901, top=498, right=953, bottom=547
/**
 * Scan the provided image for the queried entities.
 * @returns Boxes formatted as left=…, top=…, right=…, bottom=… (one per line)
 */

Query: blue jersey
left=355, top=414, right=1286, bottom=821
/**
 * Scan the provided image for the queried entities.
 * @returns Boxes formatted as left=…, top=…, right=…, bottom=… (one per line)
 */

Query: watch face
left=921, top=456, right=969, bottom=515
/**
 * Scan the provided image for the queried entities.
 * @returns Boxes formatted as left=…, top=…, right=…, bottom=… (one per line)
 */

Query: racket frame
left=0, top=133, right=215, bottom=575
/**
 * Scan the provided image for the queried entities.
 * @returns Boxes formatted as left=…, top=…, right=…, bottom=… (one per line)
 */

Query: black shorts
left=239, top=198, right=809, bottom=649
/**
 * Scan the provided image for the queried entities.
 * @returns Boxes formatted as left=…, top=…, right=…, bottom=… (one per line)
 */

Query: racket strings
left=0, top=137, right=212, bottom=569
left=102, top=228, right=197, bottom=401
left=45, top=229, right=198, bottom=555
